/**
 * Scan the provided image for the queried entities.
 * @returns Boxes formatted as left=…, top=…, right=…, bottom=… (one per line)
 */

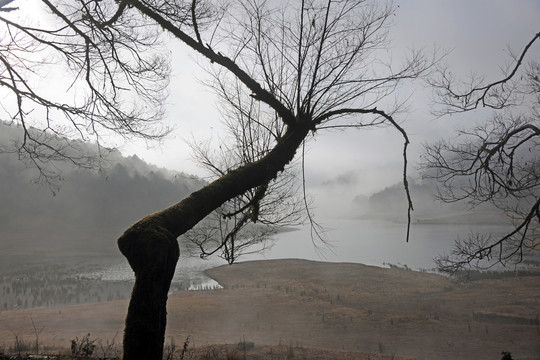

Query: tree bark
left=118, top=123, right=310, bottom=360
left=118, top=225, right=179, bottom=360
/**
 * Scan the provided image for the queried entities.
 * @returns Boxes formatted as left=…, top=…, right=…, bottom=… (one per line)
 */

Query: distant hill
left=356, top=178, right=509, bottom=224
left=0, top=122, right=206, bottom=257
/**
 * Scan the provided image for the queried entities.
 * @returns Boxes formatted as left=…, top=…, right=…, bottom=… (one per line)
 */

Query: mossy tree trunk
left=118, top=226, right=179, bottom=360
left=118, top=124, right=311, bottom=360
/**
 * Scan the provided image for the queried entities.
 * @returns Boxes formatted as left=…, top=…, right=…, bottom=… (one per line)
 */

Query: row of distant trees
left=0, top=130, right=205, bottom=253
left=1, top=0, right=538, bottom=358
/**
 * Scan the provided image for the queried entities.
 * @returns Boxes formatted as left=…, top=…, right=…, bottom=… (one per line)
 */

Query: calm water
left=243, top=219, right=515, bottom=269
left=78, top=255, right=224, bottom=290
left=82, top=219, right=514, bottom=287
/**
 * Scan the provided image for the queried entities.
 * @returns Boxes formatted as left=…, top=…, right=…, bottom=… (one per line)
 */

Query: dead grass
left=179, top=343, right=416, bottom=360
left=1, top=259, right=539, bottom=360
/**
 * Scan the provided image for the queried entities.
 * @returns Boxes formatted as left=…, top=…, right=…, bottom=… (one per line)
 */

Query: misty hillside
left=0, top=122, right=206, bottom=257
left=359, top=179, right=507, bottom=224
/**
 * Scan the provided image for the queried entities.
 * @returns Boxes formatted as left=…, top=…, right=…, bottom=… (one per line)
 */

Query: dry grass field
left=1, top=259, right=539, bottom=359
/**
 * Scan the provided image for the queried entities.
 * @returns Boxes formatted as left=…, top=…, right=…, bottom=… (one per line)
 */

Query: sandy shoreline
left=1, top=259, right=539, bottom=359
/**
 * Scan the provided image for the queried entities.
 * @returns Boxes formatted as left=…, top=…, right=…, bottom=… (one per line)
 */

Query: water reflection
left=243, top=219, right=519, bottom=270
left=85, top=219, right=526, bottom=290
left=78, top=254, right=223, bottom=290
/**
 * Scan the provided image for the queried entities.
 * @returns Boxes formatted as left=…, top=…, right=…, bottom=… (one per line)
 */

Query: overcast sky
left=7, top=0, right=539, bottom=217
left=116, top=1, right=539, bottom=197
left=0, top=0, right=537, bottom=268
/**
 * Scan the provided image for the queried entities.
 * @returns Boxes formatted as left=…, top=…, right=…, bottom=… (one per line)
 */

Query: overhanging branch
left=316, top=107, right=413, bottom=242
left=129, top=0, right=297, bottom=127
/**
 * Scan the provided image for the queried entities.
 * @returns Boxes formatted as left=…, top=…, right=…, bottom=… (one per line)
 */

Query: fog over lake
left=243, top=219, right=514, bottom=270
left=84, top=219, right=514, bottom=288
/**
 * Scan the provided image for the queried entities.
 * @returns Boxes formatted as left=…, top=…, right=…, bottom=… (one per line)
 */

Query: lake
left=82, top=219, right=516, bottom=288
left=242, top=219, right=517, bottom=269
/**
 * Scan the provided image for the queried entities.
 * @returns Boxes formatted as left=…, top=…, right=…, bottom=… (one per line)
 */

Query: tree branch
left=316, top=106, right=413, bottom=242
left=129, top=0, right=297, bottom=126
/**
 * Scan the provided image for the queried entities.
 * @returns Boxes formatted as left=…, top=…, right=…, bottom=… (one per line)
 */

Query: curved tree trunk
left=117, top=124, right=310, bottom=360
left=118, top=225, right=179, bottom=360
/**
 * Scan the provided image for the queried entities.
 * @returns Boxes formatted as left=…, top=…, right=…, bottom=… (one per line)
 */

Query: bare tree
left=1, top=0, right=435, bottom=358
left=424, top=32, right=540, bottom=273
left=184, top=78, right=306, bottom=264
left=0, top=0, right=174, bottom=190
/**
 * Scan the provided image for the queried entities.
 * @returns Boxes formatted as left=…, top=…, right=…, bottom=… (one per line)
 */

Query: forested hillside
left=0, top=122, right=206, bottom=256
left=362, top=179, right=507, bottom=224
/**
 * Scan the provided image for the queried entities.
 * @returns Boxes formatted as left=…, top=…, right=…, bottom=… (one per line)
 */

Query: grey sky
left=7, top=0, right=538, bottom=212
left=119, top=1, right=539, bottom=198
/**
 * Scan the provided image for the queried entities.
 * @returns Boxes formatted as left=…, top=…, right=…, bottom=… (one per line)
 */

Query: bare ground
left=1, top=259, right=539, bottom=360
